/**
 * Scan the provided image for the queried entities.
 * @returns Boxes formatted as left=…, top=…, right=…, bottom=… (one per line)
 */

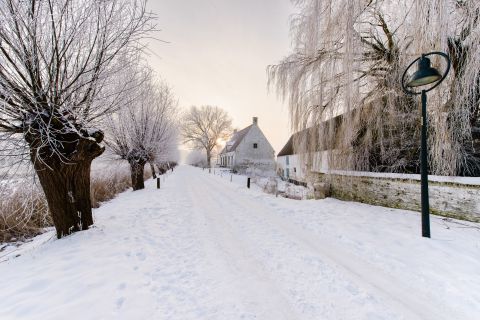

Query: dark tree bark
left=129, top=159, right=146, bottom=191
left=26, top=124, right=105, bottom=239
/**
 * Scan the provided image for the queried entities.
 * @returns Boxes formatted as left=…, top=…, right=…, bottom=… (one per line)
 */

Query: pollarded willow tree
left=105, top=65, right=178, bottom=191
left=268, top=0, right=480, bottom=176
left=181, top=105, right=232, bottom=167
left=0, top=0, right=155, bottom=238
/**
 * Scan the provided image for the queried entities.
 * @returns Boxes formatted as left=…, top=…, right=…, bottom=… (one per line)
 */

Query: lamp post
left=401, top=52, right=451, bottom=238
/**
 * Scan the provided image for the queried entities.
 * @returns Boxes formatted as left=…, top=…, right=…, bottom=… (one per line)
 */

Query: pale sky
left=145, top=0, right=294, bottom=154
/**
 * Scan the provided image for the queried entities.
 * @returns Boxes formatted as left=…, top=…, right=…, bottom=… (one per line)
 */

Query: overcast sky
left=145, top=0, right=294, bottom=154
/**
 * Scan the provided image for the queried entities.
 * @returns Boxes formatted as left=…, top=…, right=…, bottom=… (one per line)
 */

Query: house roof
left=221, top=125, right=252, bottom=154
left=277, top=135, right=293, bottom=157
left=277, top=114, right=344, bottom=157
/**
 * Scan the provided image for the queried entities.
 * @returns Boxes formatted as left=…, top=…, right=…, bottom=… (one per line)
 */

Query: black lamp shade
left=406, top=56, right=442, bottom=87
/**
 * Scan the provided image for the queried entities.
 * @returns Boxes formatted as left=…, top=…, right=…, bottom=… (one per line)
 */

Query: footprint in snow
left=136, top=251, right=147, bottom=261
left=116, top=297, right=125, bottom=309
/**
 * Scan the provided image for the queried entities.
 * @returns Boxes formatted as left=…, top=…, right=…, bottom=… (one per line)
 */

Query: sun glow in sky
left=216, top=137, right=227, bottom=148
left=145, top=0, right=294, bottom=154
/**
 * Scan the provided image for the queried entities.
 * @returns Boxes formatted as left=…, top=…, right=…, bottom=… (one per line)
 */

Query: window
left=286, top=168, right=290, bottom=178
left=294, top=167, right=296, bottom=173
left=253, top=143, right=258, bottom=149
left=286, top=155, right=289, bottom=165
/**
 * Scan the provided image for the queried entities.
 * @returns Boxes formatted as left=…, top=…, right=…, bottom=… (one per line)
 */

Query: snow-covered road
left=0, top=165, right=479, bottom=320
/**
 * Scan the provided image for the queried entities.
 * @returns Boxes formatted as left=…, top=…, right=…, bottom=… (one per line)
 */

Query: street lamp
left=401, top=51, right=451, bottom=238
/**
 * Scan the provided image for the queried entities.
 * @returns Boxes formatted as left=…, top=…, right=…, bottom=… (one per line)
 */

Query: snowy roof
left=221, top=125, right=252, bottom=153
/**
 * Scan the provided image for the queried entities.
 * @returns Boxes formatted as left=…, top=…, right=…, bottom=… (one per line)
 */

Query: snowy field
left=0, top=165, right=479, bottom=320
left=211, top=167, right=310, bottom=199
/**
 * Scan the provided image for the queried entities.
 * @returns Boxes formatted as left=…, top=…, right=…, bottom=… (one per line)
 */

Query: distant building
left=219, top=117, right=275, bottom=173
left=276, top=126, right=330, bottom=185
left=276, top=134, right=306, bottom=183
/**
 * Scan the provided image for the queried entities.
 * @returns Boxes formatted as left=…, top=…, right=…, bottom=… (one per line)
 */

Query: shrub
left=90, top=169, right=132, bottom=208
left=0, top=186, right=51, bottom=242
left=1, top=164, right=148, bottom=243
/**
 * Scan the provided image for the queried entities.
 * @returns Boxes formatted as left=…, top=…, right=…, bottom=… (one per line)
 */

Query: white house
left=277, top=124, right=345, bottom=184
left=276, top=134, right=306, bottom=183
left=219, top=117, right=275, bottom=173
left=277, top=127, right=331, bottom=184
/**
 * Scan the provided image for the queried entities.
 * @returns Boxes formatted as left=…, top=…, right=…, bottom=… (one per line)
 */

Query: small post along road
left=0, top=166, right=478, bottom=320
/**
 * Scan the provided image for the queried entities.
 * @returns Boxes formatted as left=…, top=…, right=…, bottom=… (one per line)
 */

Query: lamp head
left=406, top=56, right=442, bottom=87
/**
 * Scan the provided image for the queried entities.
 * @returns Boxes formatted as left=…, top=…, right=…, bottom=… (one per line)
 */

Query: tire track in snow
left=194, top=169, right=454, bottom=320
left=187, top=171, right=390, bottom=319
left=184, top=173, right=301, bottom=320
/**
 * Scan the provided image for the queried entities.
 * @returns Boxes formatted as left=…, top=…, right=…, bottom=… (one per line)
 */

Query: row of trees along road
left=0, top=0, right=157, bottom=238
left=104, top=62, right=178, bottom=191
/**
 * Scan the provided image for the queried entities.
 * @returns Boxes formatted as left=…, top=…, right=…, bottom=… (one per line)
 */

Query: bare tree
left=105, top=65, right=178, bottom=190
left=181, top=105, right=232, bottom=167
left=151, top=129, right=179, bottom=177
left=0, top=0, right=154, bottom=238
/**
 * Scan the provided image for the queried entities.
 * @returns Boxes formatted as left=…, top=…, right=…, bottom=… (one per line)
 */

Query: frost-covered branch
left=0, top=0, right=156, bottom=238
left=268, top=0, right=480, bottom=176
left=181, top=105, right=232, bottom=167
left=104, top=62, right=178, bottom=190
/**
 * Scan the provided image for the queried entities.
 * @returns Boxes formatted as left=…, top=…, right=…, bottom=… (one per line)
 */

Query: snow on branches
left=0, top=0, right=155, bottom=238
left=104, top=62, right=178, bottom=190
left=268, top=0, right=480, bottom=176
left=181, top=105, right=233, bottom=167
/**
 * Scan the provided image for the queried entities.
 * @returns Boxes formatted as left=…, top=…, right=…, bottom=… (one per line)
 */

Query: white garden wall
left=316, top=172, right=480, bottom=222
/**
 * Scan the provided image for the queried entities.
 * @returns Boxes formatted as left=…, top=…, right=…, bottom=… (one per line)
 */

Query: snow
left=0, top=165, right=479, bottom=319
left=214, top=167, right=311, bottom=199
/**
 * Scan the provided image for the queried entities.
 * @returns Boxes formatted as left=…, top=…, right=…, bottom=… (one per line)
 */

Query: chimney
left=253, top=117, right=258, bottom=125
left=233, top=129, right=238, bottom=134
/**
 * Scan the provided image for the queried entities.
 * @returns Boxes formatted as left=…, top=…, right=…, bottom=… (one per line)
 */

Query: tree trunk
left=33, top=158, right=94, bottom=238
left=129, top=160, right=146, bottom=191
left=206, top=150, right=211, bottom=167
left=27, top=129, right=105, bottom=239
left=149, top=161, right=157, bottom=179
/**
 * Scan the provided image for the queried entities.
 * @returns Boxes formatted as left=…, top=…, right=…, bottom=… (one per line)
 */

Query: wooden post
left=247, top=177, right=250, bottom=189
left=157, top=177, right=160, bottom=189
